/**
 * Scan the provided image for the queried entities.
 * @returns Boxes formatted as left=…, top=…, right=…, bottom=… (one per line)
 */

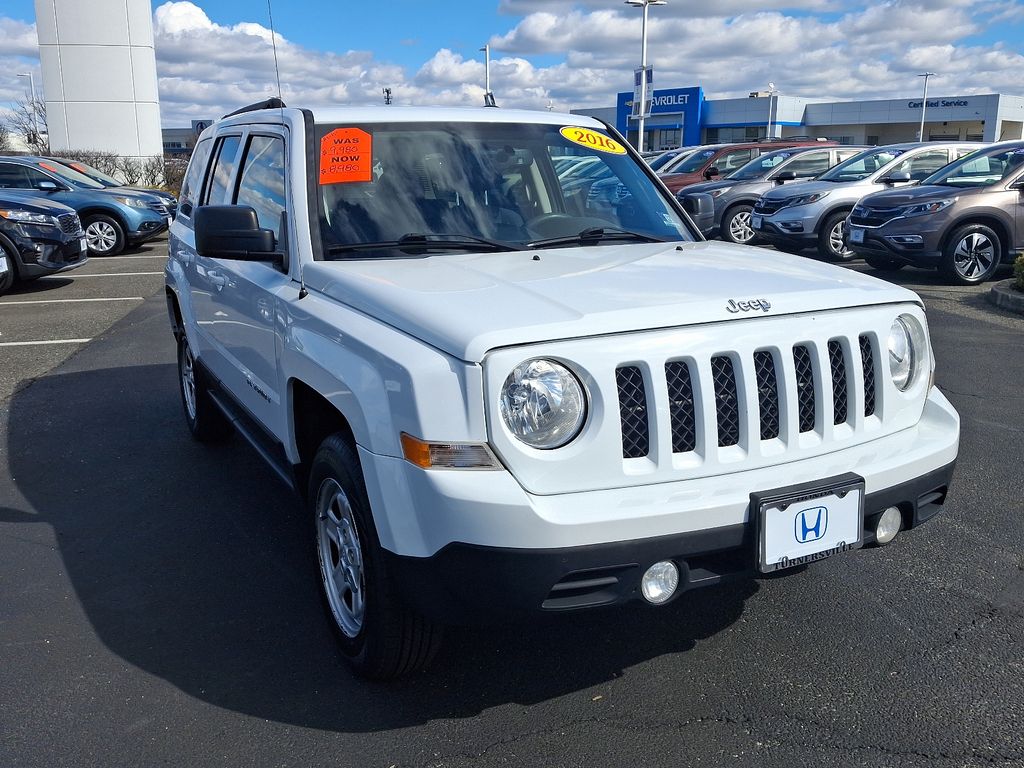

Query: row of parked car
left=648, top=138, right=1023, bottom=285
left=0, top=155, right=178, bottom=295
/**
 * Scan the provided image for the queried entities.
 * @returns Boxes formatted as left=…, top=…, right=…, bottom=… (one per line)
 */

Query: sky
left=1, top=0, right=1024, bottom=128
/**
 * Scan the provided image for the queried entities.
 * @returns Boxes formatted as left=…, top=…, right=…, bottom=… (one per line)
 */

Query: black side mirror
left=881, top=171, right=912, bottom=185
left=36, top=180, right=61, bottom=192
left=703, top=166, right=720, bottom=180
left=773, top=170, right=796, bottom=184
left=194, top=205, right=279, bottom=262
left=1008, top=178, right=1024, bottom=191
left=680, top=192, right=715, bottom=237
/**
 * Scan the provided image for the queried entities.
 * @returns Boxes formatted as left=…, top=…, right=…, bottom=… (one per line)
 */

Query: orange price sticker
left=320, top=128, right=372, bottom=184
left=559, top=126, right=626, bottom=155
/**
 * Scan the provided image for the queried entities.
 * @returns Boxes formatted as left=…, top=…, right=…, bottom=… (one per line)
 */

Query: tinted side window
left=0, top=163, right=31, bottom=188
left=178, top=137, right=214, bottom=217
left=787, top=151, right=831, bottom=177
left=203, top=135, right=242, bottom=205
left=713, top=149, right=754, bottom=173
left=897, top=150, right=951, bottom=181
left=235, top=135, right=287, bottom=240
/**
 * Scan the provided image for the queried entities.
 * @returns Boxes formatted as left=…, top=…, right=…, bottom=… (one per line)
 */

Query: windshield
left=665, top=148, right=716, bottom=175
left=727, top=149, right=796, bottom=180
left=316, top=121, right=695, bottom=258
left=64, top=160, right=121, bottom=186
left=818, top=147, right=906, bottom=183
left=922, top=146, right=1024, bottom=188
left=649, top=149, right=693, bottom=172
left=36, top=160, right=106, bottom=189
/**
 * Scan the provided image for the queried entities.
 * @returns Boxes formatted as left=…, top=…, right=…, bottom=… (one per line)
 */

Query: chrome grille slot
left=615, top=366, right=649, bottom=459
left=828, top=340, right=849, bottom=425
left=710, top=355, right=740, bottom=447
left=753, top=350, right=780, bottom=440
left=665, top=361, right=696, bottom=453
left=793, top=345, right=816, bottom=433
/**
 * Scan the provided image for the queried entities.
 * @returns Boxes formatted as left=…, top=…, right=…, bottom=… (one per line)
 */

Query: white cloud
left=0, top=0, right=1022, bottom=128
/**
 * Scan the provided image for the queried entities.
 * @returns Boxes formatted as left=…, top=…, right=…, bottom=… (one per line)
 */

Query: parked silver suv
left=752, top=142, right=985, bottom=259
left=847, top=141, right=1024, bottom=284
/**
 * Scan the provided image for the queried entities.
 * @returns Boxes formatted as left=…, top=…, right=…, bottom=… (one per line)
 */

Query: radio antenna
left=266, top=0, right=284, bottom=105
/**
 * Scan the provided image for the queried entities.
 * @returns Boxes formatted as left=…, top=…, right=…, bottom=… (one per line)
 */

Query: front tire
left=84, top=214, right=126, bottom=256
left=721, top=204, right=758, bottom=245
left=939, top=224, right=1002, bottom=285
left=0, top=238, right=17, bottom=295
left=818, top=211, right=855, bottom=261
left=310, top=434, right=442, bottom=679
left=177, top=333, right=231, bottom=442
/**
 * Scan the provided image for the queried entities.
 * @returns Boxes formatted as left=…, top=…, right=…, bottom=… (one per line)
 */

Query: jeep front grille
left=615, top=335, right=881, bottom=459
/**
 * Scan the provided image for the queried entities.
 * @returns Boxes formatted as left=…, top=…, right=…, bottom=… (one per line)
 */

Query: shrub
left=1015, top=254, right=1024, bottom=292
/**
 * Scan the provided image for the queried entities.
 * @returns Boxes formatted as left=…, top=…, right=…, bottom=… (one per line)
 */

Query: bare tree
left=3, top=95, right=48, bottom=153
left=141, top=155, right=165, bottom=187
left=0, top=123, right=11, bottom=153
left=50, top=149, right=120, bottom=176
left=115, top=155, right=143, bottom=185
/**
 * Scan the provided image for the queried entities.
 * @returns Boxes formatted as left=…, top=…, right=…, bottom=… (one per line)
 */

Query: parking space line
left=39, top=272, right=164, bottom=279
left=0, top=339, right=93, bottom=347
left=96, top=254, right=167, bottom=260
left=0, top=297, right=144, bottom=306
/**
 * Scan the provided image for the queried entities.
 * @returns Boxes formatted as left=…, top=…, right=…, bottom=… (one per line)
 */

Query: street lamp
left=17, top=72, right=40, bottom=142
left=917, top=72, right=935, bottom=142
left=625, top=0, right=666, bottom=153
left=479, top=44, right=496, bottom=107
left=766, top=82, right=777, bottom=139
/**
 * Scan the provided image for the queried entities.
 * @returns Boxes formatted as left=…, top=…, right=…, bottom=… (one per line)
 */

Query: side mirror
left=36, top=180, right=61, bottom=192
left=881, top=171, right=911, bottom=185
left=680, top=192, right=715, bottom=237
left=773, top=170, right=796, bottom=184
left=703, top=166, right=720, bottom=180
left=194, top=205, right=279, bottom=262
left=1008, top=178, right=1024, bottom=191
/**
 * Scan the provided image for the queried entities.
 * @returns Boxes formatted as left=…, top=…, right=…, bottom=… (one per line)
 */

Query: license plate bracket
left=849, top=226, right=865, bottom=244
left=752, top=473, right=865, bottom=574
left=751, top=214, right=763, bottom=230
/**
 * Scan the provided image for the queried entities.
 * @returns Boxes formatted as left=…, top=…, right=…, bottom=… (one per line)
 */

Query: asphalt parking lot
left=1, top=249, right=1022, bottom=767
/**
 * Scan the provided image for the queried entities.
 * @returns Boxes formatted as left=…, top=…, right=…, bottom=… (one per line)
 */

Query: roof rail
left=222, top=97, right=287, bottom=119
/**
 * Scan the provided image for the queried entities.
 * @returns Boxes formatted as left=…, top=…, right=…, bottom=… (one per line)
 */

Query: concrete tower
left=35, top=0, right=162, bottom=161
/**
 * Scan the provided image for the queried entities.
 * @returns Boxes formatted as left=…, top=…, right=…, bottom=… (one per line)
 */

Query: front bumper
left=847, top=218, right=946, bottom=266
left=126, top=214, right=169, bottom=244
left=8, top=228, right=89, bottom=279
left=360, top=388, right=960, bottom=622
left=752, top=203, right=825, bottom=246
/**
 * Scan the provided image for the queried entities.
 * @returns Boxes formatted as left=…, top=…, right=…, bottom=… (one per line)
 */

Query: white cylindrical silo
left=35, top=0, right=162, bottom=161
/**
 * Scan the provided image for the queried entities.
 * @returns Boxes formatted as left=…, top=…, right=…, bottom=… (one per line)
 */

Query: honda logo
left=794, top=506, right=828, bottom=543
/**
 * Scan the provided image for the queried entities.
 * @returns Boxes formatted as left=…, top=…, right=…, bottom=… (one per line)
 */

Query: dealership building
left=573, top=86, right=1024, bottom=150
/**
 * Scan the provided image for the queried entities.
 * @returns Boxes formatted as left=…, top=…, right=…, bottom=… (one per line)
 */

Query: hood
left=304, top=241, right=919, bottom=362
left=0, top=190, right=77, bottom=215
left=682, top=179, right=736, bottom=195
left=859, top=184, right=971, bottom=208
left=96, top=187, right=161, bottom=203
left=760, top=178, right=837, bottom=201
left=125, top=186, right=176, bottom=201
left=658, top=170, right=706, bottom=192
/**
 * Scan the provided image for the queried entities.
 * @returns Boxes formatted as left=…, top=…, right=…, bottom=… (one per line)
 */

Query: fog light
left=641, top=561, right=679, bottom=604
left=875, top=506, right=902, bottom=545
left=886, top=234, right=924, bottom=245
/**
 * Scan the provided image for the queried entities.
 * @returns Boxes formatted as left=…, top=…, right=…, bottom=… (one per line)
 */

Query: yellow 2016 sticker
left=559, top=126, right=626, bottom=155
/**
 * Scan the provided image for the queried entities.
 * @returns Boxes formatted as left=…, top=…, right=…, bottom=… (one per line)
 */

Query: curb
left=987, top=279, right=1024, bottom=316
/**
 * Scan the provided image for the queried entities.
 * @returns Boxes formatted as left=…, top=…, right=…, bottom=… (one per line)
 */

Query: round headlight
left=887, top=315, right=926, bottom=391
left=500, top=359, right=586, bottom=449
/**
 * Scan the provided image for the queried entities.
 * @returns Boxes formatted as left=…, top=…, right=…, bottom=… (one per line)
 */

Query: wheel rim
left=728, top=210, right=754, bottom=243
left=953, top=232, right=995, bottom=279
left=180, top=340, right=197, bottom=421
left=86, top=221, right=118, bottom=253
left=316, top=478, right=365, bottom=638
left=829, top=219, right=850, bottom=257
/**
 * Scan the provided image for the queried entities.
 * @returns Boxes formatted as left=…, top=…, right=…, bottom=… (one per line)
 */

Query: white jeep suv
left=165, top=102, right=960, bottom=679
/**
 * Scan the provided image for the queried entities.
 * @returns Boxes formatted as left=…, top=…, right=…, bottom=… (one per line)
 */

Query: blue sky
left=2, top=1, right=1024, bottom=126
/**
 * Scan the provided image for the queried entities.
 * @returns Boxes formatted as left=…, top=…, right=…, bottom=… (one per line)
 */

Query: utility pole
left=918, top=72, right=935, bottom=142
left=625, top=0, right=666, bottom=153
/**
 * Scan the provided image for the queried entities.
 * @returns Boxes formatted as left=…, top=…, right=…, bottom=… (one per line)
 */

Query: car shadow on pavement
left=2, top=362, right=755, bottom=733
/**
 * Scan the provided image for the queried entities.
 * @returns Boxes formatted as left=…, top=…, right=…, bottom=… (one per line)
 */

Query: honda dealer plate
left=755, top=476, right=864, bottom=574
left=849, top=226, right=865, bottom=244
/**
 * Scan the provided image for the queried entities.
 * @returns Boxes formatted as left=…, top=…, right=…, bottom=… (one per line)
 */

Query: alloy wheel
left=728, top=210, right=755, bottom=243
left=952, top=232, right=995, bottom=280
left=86, top=221, right=118, bottom=253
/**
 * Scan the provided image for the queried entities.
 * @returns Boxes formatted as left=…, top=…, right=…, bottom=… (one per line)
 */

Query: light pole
left=766, top=82, right=777, bottom=139
left=17, top=72, right=40, bottom=143
left=479, top=44, right=496, bottom=107
left=625, top=0, right=666, bottom=153
left=917, top=72, right=935, bottom=142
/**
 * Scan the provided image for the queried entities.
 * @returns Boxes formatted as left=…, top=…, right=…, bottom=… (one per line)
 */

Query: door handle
left=207, top=271, right=227, bottom=290
left=174, top=249, right=193, bottom=266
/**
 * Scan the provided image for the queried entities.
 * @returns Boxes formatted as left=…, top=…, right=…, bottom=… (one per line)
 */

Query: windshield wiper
left=528, top=227, right=669, bottom=249
left=326, top=232, right=524, bottom=256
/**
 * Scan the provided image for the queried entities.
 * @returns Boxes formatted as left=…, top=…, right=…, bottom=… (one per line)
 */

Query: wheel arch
left=0, top=230, right=25, bottom=281
left=941, top=216, right=1012, bottom=263
left=77, top=206, right=129, bottom=233
left=289, top=378, right=358, bottom=498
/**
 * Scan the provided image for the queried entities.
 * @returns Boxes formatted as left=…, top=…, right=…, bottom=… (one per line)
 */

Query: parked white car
left=165, top=103, right=960, bottom=679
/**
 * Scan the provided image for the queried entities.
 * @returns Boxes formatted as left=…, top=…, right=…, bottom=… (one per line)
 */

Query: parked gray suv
left=847, top=141, right=1024, bottom=284
left=682, top=145, right=866, bottom=244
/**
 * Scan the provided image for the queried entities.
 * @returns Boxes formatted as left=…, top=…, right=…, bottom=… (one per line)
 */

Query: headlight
left=784, top=191, right=830, bottom=208
left=0, top=209, right=57, bottom=226
left=887, top=314, right=927, bottom=391
left=902, top=198, right=955, bottom=217
left=500, top=358, right=586, bottom=449
left=709, top=187, right=732, bottom=199
left=113, top=195, right=149, bottom=208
